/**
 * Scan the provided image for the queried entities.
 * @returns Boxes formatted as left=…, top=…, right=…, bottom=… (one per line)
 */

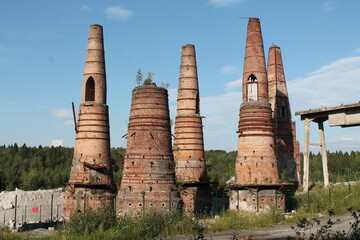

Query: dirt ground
left=166, top=213, right=356, bottom=240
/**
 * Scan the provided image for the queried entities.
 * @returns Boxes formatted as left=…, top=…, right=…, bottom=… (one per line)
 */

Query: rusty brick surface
left=64, top=25, right=116, bottom=218
left=174, top=44, right=207, bottom=183
left=174, top=44, right=211, bottom=213
left=235, top=18, right=278, bottom=187
left=267, top=45, right=300, bottom=184
left=242, top=18, right=269, bottom=103
left=179, top=185, right=212, bottom=214
left=116, top=84, right=182, bottom=216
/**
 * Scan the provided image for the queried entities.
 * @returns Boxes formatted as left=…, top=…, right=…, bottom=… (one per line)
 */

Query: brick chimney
left=64, top=24, right=116, bottom=218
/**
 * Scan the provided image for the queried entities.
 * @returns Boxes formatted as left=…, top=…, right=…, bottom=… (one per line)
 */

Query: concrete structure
left=64, top=24, right=116, bottom=218
left=267, top=45, right=300, bottom=184
left=174, top=44, right=212, bottom=214
left=0, top=188, right=64, bottom=229
left=295, top=102, right=360, bottom=192
left=116, top=83, right=182, bottom=216
left=229, top=189, right=285, bottom=213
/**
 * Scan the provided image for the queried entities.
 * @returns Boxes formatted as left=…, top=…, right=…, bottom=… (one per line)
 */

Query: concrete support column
left=303, top=118, right=310, bottom=192
left=318, top=121, right=329, bottom=188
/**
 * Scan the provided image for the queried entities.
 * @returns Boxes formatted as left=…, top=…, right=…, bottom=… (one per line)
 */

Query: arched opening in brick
left=247, top=74, right=258, bottom=101
left=85, top=76, right=95, bottom=101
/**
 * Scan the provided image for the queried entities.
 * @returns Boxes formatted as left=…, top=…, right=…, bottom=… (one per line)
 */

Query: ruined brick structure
left=267, top=45, right=301, bottom=185
left=235, top=18, right=279, bottom=186
left=116, top=83, right=182, bottom=216
left=230, top=18, right=295, bottom=213
left=174, top=44, right=212, bottom=214
left=64, top=24, right=116, bottom=218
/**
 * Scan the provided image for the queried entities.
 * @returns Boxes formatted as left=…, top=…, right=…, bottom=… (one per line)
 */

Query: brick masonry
left=174, top=44, right=212, bottom=214
left=64, top=24, right=116, bottom=218
left=116, top=84, right=182, bottom=216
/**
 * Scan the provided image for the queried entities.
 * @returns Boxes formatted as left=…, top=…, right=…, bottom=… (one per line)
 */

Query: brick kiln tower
left=230, top=18, right=284, bottom=213
left=116, top=83, right=182, bottom=216
left=174, top=44, right=212, bottom=214
left=64, top=24, right=116, bottom=218
left=235, top=18, right=278, bottom=186
left=267, top=45, right=300, bottom=185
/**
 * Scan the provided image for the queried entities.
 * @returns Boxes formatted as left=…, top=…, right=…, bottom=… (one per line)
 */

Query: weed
left=290, top=208, right=360, bottom=240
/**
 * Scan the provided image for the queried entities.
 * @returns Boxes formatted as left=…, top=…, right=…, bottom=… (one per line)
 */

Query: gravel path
left=164, top=213, right=356, bottom=240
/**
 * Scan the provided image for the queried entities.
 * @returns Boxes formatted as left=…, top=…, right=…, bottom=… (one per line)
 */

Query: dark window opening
left=282, top=106, right=286, bottom=118
left=195, top=92, right=200, bottom=114
left=85, top=76, right=95, bottom=101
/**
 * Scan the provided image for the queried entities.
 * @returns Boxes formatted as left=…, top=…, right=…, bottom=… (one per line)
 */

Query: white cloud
left=289, top=56, right=360, bottom=152
left=52, top=139, right=63, bottom=147
left=51, top=109, right=73, bottom=125
left=81, top=5, right=92, bottom=11
left=201, top=91, right=241, bottom=150
left=208, top=0, right=245, bottom=7
left=288, top=56, right=360, bottom=112
left=221, top=65, right=238, bottom=74
left=52, top=109, right=72, bottom=118
left=341, top=137, right=353, bottom=141
left=322, top=0, right=337, bottom=12
left=226, top=78, right=242, bottom=91
left=5, top=30, right=57, bottom=41
left=105, top=6, right=133, bottom=20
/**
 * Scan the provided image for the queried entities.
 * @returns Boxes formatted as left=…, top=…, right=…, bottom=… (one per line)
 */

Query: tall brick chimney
left=116, top=84, right=182, bottom=215
left=174, top=44, right=211, bottom=214
left=235, top=18, right=279, bottom=186
left=174, top=44, right=206, bottom=183
left=267, top=45, right=300, bottom=184
left=64, top=24, right=116, bottom=218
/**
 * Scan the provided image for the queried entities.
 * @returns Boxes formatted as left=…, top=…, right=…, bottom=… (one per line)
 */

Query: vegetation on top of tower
left=135, top=68, right=155, bottom=86
left=135, top=68, right=143, bottom=86
left=144, top=72, right=154, bottom=84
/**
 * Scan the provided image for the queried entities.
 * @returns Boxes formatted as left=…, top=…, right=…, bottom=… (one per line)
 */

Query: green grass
left=206, top=182, right=360, bottom=234
left=52, top=208, right=201, bottom=240
left=2, top=182, right=360, bottom=239
left=295, top=182, right=360, bottom=216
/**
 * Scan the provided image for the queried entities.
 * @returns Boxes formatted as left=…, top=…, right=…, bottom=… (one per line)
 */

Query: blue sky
left=1, top=0, right=360, bottom=152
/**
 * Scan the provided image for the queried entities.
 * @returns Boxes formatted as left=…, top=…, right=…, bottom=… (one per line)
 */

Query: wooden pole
left=318, top=121, right=329, bottom=188
left=72, top=102, right=78, bottom=133
left=303, top=118, right=310, bottom=192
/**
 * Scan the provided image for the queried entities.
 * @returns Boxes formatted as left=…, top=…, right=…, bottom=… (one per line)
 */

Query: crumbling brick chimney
left=230, top=18, right=284, bottom=213
left=235, top=18, right=279, bottom=186
left=64, top=24, right=116, bottom=218
left=174, top=44, right=212, bottom=214
left=116, top=83, right=182, bottom=215
left=267, top=45, right=301, bottom=185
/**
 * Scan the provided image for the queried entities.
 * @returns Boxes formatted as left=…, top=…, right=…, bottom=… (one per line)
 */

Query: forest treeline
left=1, top=144, right=360, bottom=191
